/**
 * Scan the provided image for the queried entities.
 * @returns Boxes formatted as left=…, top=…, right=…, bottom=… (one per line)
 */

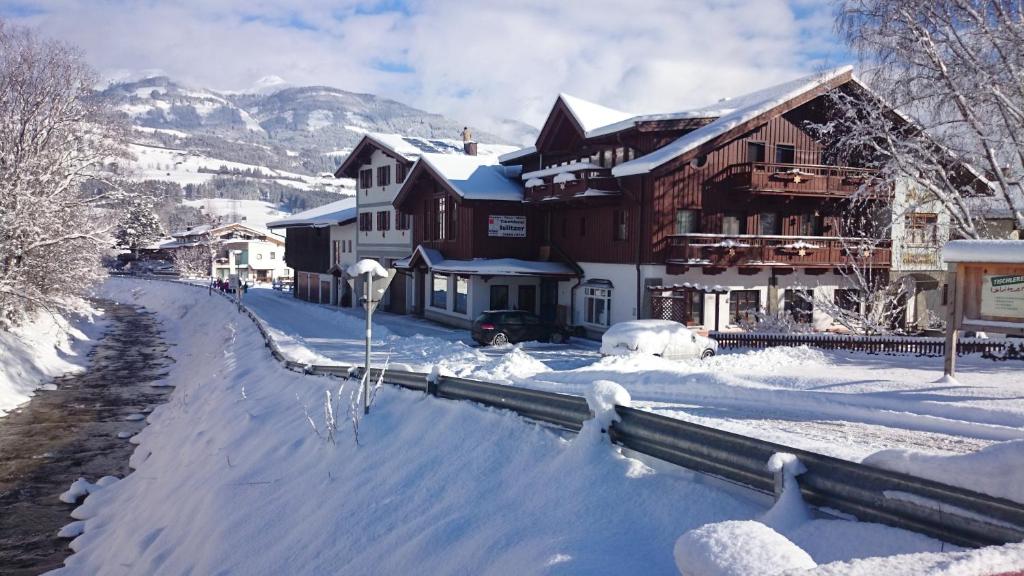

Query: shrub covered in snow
left=673, top=520, right=816, bottom=576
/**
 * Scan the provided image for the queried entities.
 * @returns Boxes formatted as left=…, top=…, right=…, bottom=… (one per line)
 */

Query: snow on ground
left=182, top=198, right=290, bottom=230
left=125, top=142, right=355, bottom=192
left=53, top=277, right=971, bottom=575
left=0, top=308, right=107, bottom=417
left=238, top=287, right=1024, bottom=465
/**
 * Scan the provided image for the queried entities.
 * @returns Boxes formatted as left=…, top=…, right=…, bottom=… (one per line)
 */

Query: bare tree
left=0, top=20, right=130, bottom=327
left=831, top=0, right=1024, bottom=238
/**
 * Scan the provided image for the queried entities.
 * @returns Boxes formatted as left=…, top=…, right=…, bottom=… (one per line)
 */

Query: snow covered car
left=600, top=320, right=718, bottom=360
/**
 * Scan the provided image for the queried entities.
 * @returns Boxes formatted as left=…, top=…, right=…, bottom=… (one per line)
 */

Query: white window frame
left=583, top=286, right=611, bottom=327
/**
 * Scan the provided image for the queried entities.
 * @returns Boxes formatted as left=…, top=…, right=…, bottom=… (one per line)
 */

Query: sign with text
left=487, top=215, right=526, bottom=238
left=981, top=274, right=1024, bottom=320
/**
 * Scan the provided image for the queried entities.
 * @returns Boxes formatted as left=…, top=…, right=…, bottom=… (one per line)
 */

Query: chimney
left=461, top=126, right=477, bottom=156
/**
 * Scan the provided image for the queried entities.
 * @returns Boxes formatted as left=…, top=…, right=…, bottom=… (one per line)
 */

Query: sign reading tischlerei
left=982, top=274, right=1024, bottom=319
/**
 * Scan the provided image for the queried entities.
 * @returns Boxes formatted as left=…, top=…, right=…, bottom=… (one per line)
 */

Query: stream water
left=0, top=301, right=173, bottom=575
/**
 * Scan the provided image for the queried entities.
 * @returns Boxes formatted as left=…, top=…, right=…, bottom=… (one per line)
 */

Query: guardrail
left=133, top=276, right=1024, bottom=548
left=710, top=331, right=1024, bottom=360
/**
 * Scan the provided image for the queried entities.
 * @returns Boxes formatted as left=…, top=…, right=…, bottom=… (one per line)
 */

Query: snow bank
left=673, top=521, right=816, bottom=576
left=347, top=258, right=389, bottom=278
left=57, top=278, right=768, bottom=575
left=0, top=308, right=102, bottom=416
left=863, top=439, right=1024, bottom=504
left=470, top=345, right=550, bottom=383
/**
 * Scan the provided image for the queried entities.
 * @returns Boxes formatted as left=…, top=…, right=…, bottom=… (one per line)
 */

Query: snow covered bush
left=0, top=20, right=130, bottom=328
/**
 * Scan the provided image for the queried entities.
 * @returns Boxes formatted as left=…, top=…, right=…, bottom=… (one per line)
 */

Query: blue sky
left=2, top=0, right=852, bottom=139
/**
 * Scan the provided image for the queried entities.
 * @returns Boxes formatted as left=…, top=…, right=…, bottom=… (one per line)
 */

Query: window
left=395, top=212, right=410, bottom=231
left=834, top=289, right=861, bottom=313
left=517, top=285, right=536, bottom=313
left=722, top=213, right=746, bottom=235
left=584, top=287, right=611, bottom=326
left=395, top=163, right=408, bottom=184
left=759, top=212, right=780, bottom=235
left=579, top=216, right=587, bottom=237
left=674, top=210, right=699, bottom=234
left=490, top=284, right=509, bottom=310
left=431, top=273, right=448, bottom=309
left=376, top=211, right=391, bottom=231
left=332, top=241, right=341, bottom=265
left=434, top=197, right=447, bottom=241
left=795, top=213, right=823, bottom=236
left=270, top=251, right=276, bottom=260
left=775, top=144, right=795, bottom=165
left=729, top=290, right=760, bottom=325
left=613, top=210, right=628, bottom=241
left=377, top=165, right=391, bottom=187
left=748, top=142, right=766, bottom=164
left=906, top=213, right=939, bottom=245
left=359, top=169, right=373, bottom=190
left=359, top=212, right=372, bottom=232
left=785, top=289, right=814, bottom=323
left=449, top=201, right=458, bottom=240
left=454, top=276, right=469, bottom=314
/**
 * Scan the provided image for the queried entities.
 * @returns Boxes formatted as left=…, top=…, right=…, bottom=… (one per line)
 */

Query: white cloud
left=5, top=0, right=848, bottom=143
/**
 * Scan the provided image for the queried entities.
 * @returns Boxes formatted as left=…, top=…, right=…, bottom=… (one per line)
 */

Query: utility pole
left=364, top=270, right=372, bottom=415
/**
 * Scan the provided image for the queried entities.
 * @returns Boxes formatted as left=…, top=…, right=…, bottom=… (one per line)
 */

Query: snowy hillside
left=180, top=198, right=290, bottom=230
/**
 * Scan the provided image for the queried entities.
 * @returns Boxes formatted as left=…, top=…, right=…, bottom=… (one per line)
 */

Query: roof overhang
left=334, top=134, right=414, bottom=179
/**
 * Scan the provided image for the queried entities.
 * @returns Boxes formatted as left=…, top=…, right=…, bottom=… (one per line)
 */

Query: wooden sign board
left=957, top=263, right=1024, bottom=337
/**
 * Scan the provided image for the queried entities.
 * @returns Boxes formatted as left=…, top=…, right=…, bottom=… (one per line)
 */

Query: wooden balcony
left=524, top=167, right=621, bottom=203
left=666, top=233, right=891, bottom=270
left=717, top=163, right=881, bottom=198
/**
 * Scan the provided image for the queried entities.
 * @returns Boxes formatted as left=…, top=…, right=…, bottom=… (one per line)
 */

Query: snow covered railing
left=137, top=276, right=1024, bottom=548
left=710, top=331, right=1024, bottom=360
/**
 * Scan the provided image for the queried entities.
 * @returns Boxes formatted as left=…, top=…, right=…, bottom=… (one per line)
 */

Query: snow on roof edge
left=612, top=65, right=854, bottom=177
left=943, top=239, right=1024, bottom=263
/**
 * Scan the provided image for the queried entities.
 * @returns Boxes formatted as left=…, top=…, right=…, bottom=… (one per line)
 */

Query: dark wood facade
left=394, top=164, right=541, bottom=262
left=500, top=80, right=892, bottom=272
left=283, top=227, right=330, bottom=274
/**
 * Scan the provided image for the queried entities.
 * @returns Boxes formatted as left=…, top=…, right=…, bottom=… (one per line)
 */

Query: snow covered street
left=54, top=277, right=1019, bottom=575
left=240, top=285, right=1024, bottom=462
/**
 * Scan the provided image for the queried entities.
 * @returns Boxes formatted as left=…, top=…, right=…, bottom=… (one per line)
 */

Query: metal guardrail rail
left=137, top=276, right=1024, bottom=549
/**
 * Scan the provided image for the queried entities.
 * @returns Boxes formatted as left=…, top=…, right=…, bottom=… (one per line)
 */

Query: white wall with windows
left=422, top=272, right=545, bottom=328
left=355, top=149, right=414, bottom=261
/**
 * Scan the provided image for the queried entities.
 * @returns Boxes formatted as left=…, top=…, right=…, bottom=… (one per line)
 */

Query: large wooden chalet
left=382, top=66, right=892, bottom=335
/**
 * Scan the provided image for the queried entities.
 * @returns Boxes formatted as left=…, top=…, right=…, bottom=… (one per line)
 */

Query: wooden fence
left=709, top=331, right=1024, bottom=360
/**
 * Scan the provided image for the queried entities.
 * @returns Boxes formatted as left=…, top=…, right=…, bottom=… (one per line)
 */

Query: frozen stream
left=0, top=301, right=173, bottom=575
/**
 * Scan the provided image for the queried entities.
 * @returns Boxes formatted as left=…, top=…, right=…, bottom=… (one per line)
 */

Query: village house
left=333, top=132, right=517, bottom=313
left=156, top=222, right=290, bottom=283
left=268, top=197, right=357, bottom=306
left=390, top=66, right=900, bottom=336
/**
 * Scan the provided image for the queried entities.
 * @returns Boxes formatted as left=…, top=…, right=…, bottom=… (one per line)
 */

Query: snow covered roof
left=266, top=198, right=357, bottom=229
left=612, top=66, right=854, bottom=177
left=418, top=154, right=524, bottom=202
left=521, top=162, right=602, bottom=180
left=364, top=133, right=518, bottom=161
left=431, top=257, right=577, bottom=278
left=558, top=93, right=635, bottom=136
left=943, top=240, right=1024, bottom=263
left=498, top=145, right=537, bottom=163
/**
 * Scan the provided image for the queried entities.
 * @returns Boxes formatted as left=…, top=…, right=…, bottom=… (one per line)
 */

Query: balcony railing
left=524, top=168, right=621, bottom=203
left=666, top=233, right=891, bottom=268
left=717, top=162, right=881, bottom=197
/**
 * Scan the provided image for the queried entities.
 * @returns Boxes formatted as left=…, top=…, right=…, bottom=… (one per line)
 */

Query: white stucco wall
left=356, top=149, right=414, bottom=261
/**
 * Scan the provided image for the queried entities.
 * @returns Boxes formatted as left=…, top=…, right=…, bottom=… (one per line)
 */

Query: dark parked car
left=471, top=310, right=571, bottom=346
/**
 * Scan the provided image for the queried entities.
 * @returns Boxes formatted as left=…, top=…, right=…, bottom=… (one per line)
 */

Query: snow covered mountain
left=97, top=76, right=536, bottom=228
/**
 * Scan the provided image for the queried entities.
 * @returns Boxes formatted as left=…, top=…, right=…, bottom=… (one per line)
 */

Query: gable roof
left=393, top=154, right=524, bottom=210
left=612, top=66, right=855, bottom=176
left=558, top=93, right=634, bottom=135
left=335, top=132, right=519, bottom=178
left=266, top=197, right=357, bottom=229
